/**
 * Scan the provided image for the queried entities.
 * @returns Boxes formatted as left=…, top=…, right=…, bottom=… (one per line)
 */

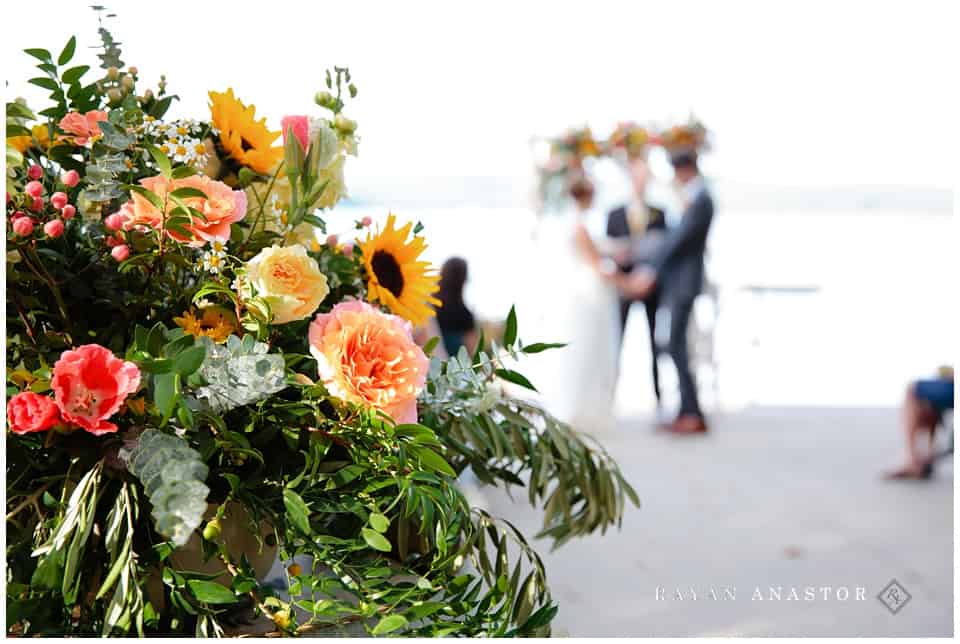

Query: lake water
left=335, top=203, right=953, bottom=410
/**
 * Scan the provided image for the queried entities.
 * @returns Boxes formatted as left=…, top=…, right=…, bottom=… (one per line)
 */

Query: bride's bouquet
left=6, top=12, right=638, bottom=637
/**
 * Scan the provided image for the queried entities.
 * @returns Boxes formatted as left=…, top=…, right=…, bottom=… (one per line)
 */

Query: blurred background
left=5, top=0, right=954, bottom=636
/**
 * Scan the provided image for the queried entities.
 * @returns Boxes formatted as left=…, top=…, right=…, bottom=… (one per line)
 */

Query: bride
left=521, top=172, right=621, bottom=435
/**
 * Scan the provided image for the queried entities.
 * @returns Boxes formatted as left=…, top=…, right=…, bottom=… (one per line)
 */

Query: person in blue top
left=886, top=367, right=954, bottom=480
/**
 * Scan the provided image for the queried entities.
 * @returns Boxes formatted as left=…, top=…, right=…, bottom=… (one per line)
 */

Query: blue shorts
left=915, top=379, right=954, bottom=414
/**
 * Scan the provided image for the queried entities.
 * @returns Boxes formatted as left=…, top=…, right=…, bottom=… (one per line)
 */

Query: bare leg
left=887, top=383, right=936, bottom=479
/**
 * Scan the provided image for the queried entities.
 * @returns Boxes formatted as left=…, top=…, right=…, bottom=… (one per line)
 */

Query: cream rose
left=246, top=244, right=330, bottom=324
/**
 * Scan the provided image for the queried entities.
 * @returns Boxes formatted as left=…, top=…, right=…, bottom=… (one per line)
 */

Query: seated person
left=886, top=366, right=954, bottom=480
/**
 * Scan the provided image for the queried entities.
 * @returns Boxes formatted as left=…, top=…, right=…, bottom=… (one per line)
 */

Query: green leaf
left=186, top=580, right=238, bottom=605
left=361, top=527, right=392, bottom=552
left=24, top=48, right=52, bottom=63
left=61, top=65, right=90, bottom=85
left=503, top=305, right=518, bottom=347
left=137, top=358, right=174, bottom=374
left=145, top=144, right=172, bottom=177
left=153, top=373, right=179, bottom=423
left=521, top=342, right=567, bottom=354
left=58, top=36, right=76, bottom=65
left=171, top=165, right=198, bottom=179
left=283, top=489, right=311, bottom=534
left=173, top=345, right=205, bottom=376
left=369, top=513, right=390, bottom=533
left=169, top=187, right=207, bottom=200
left=414, top=447, right=456, bottom=477
left=371, top=614, right=407, bottom=635
left=28, top=77, right=60, bottom=92
left=494, top=368, right=538, bottom=392
left=125, top=185, right=165, bottom=213
left=423, top=336, right=440, bottom=356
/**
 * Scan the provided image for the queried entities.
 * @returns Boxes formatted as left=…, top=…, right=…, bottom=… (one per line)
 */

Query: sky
left=3, top=0, right=955, bottom=190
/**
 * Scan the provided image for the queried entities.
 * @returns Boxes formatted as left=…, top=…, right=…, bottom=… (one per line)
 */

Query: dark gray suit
left=649, top=182, right=714, bottom=418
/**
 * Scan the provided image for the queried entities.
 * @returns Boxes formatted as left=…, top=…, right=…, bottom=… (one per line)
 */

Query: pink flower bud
left=361, top=216, right=372, bottom=227
left=25, top=181, right=43, bottom=198
left=341, top=241, right=354, bottom=257
left=61, top=169, right=80, bottom=187
left=326, top=233, right=339, bottom=247
left=5, top=192, right=11, bottom=204
left=29, top=197, right=44, bottom=212
left=51, top=192, right=68, bottom=209
left=104, top=213, right=124, bottom=231
left=111, top=244, right=130, bottom=262
left=27, top=165, right=43, bottom=180
left=43, top=219, right=65, bottom=238
left=12, top=217, right=34, bottom=236
left=61, top=204, right=76, bottom=220
left=11, top=210, right=25, bottom=221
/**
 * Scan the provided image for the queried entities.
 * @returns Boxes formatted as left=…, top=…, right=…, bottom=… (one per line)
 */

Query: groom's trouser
left=666, top=295, right=702, bottom=418
left=618, top=290, right=661, bottom=402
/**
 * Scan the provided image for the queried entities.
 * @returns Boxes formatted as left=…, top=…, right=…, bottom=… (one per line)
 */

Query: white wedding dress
left=519, top=207, right=621, bottom=435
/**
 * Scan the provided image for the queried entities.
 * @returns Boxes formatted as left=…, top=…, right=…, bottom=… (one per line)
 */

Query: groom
left=621, top=141, right=714, bottom=434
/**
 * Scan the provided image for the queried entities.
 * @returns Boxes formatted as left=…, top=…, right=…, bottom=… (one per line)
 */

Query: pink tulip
left=326, top=234, right=338, bottom=247
left=361, top=216, right=372, bottom=227
left=51, top=192, right=68, bottom=209
left=12, top=217, right=34, bottom=236
left=111, top=245, right=130, bottom=262
left=30, top=197, right=44, bottom=212
left=25, top=181, right=43, bottom=198
left=61, top=205, right=76, bottom=220
left=44, top=219, right=65, bottom=238
left=61, top=169, right=80, bottom=187
left=27, top=165, right=43, bottom=180
left=341, top=241, right=354, bottom=257
left=104, top=213, right=124, bottom=231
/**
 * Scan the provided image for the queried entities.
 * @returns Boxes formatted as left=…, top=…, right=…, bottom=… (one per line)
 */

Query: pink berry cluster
left=8, top=164, right=80, bottom=241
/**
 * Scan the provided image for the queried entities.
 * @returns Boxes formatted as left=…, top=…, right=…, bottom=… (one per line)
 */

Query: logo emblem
left=877, top=579, right=912, bottom=614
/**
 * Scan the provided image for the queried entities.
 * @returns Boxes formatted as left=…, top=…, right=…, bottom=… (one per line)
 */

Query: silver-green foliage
left=121, top=429, right=209, bottom=547
left=189, top=335, right=287, bottom=413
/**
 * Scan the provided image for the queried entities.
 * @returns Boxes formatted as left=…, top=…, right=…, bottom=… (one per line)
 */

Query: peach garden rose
left=58, top=109, right=108, bottom=146
left=118, top=174, right=247, bottom=246
left=308, top=300, right=429, bottom=423
left=246, top=244, right=330, bottom=324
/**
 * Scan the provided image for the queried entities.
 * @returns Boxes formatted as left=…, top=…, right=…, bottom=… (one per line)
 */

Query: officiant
left=620, top=121, right=714, bottom=435
left=605, top=125, right=667, bottom=408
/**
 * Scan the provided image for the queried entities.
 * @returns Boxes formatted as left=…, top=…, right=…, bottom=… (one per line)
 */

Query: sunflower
left=359, top=214, right=441, bottom=327
left=173, top=306, right=237, bottom=343
left=208, top=88, right=283, bottom=175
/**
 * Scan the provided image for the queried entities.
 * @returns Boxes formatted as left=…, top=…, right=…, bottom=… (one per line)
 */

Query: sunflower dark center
left=240, top=137, right=254, bottom=152
left=371, top=250, right=404, bottom=297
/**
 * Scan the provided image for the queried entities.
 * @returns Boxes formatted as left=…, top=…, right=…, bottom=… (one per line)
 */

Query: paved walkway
left=480, top=406, right=953, bottom=636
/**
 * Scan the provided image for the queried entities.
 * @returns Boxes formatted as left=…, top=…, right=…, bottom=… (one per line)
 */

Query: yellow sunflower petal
left=360, top=214, right=440, bottom=326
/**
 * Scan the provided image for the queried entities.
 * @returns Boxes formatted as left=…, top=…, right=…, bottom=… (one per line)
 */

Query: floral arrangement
left=6, top=12, right=638, bottom=638
left=533, top=118, right=709, bottom=211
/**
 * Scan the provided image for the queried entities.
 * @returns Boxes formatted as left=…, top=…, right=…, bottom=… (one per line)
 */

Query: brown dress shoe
left=668, top=414, right=708, bottom=434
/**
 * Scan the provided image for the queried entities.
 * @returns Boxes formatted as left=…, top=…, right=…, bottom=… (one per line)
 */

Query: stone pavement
left=479, top=406, right=954, bottom=636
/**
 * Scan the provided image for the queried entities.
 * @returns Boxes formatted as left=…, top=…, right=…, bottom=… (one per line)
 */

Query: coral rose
left=7, top=392, right=61, bottom=434
left=308, top=300, right=429, bottom=423
left=119, top=174, right=247, bottom=246
left=59, top=110, right=108, bottom=146
left=246, top=244, right=330, bottom=324
left=51, top=344, right=141, bottom=435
